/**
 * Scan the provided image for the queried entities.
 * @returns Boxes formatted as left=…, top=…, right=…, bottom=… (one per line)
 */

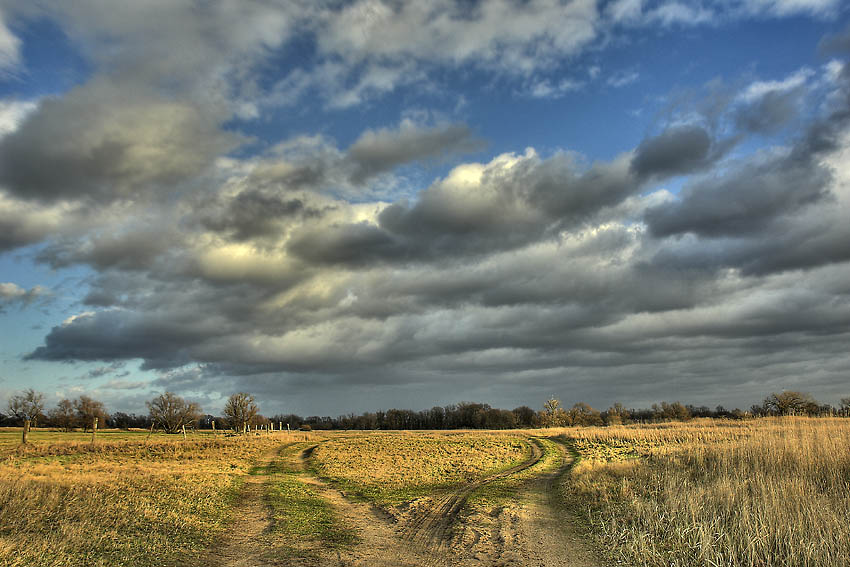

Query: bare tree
left=74, top=396, right=109, bottom=432
left=48, top=399, right=78, bottom=431
left=223, top=392, right=258, bottom=433
left=8, top=389, right=45, bottom=425
left=539, top=397, right=568, bottom=427
left=568, top=402, right=603, bottom=426
left=8, top=389, right=45, bottom=444
left=763, top=391, right=819, bottom=416
left=147, top=392, right=201, bottom=434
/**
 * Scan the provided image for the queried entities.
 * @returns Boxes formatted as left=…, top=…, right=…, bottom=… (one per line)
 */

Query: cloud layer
left=1, top=1, right=849, bottom=413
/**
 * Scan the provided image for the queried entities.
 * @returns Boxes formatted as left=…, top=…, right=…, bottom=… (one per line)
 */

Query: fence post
left=91, top=417, right=98, bottom=443
left=22, top=419, right=30, bottom=444
left=182, top=424, right=187, bottom=440
left=212, top=420, right=216, bottom=434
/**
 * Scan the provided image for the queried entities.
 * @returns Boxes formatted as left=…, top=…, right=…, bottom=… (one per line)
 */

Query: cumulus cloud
left=0, top=81, right=240, bottom=203
left=6, top=2, right=850, bottom=414
left=631, top=124, right=716, bottom=178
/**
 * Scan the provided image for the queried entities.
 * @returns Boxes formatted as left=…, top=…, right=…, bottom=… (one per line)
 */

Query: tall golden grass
left=0, top=432, right=295, bottom=567
left=562, top=418, right=850, bottom=567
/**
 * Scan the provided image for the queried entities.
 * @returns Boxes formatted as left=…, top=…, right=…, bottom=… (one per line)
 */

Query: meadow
left=558, top=418, right=850, bottom=567
left=0, top=419, right=848, bottom=566
left=310, top=431, right=530, bottom=504
left=0, top=429, right=293, bottom=567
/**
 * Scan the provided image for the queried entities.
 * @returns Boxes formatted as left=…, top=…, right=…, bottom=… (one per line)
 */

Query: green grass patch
left=261, top=443, right=358, bottom=560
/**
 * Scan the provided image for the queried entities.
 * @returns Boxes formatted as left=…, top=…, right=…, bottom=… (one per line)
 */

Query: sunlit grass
left=310, top=431, right=530, bottom=505
left=0, top=431, right=289, bottom=567
left=561, top=418, right=850, bottom=567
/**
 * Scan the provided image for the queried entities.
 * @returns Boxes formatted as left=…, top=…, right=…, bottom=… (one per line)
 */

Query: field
left=0, top=418, right=848, bottom=566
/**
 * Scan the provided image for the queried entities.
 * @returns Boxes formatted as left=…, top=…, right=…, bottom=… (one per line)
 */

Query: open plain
left=1, top=417, right=849, bottom=567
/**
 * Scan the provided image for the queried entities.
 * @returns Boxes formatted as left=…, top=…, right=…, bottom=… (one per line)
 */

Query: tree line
left=3, top=388, right=849, bottom=433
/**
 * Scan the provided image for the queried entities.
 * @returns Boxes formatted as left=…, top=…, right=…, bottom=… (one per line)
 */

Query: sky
left=1, top=0, right=850, bottom=418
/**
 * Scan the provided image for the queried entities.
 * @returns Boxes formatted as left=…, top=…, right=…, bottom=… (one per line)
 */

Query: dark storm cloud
left=645, top=152, right=831, bottom=238
left=25, top=309, right=210, bottom=369
left=648, top=216, right=850, bottom=277
left=345, top=122, right=484, bottom=184
left=630, top=125, right=715, bottom=179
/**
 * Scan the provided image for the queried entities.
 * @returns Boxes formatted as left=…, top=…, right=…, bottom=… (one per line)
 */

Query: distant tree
left=653, top=401, right=692, bottom=422
left=540, top=398, right=568, bottom=427
left=512, top=406, right=537, bottom=428
left=110, top=412, right=151, bottom=429
left=568, top=402, right=603, bottom=426
left=604, top=403, right=630, bottom=426
left=762, top=391, right=819, bottom=416
left=223, top=392, right=258, bottom=433
left=7, top=389, right=45, bottom=426
left=74, top=396, right=109, bottom=432
left=147, top=392, right=201, bottom=434
left=839, top=397, right=850, bottom=415
left=48, top=399, right=78, bottom=431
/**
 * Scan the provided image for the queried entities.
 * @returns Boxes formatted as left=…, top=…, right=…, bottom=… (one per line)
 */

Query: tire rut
left=401, top=437, right=544, bottom=552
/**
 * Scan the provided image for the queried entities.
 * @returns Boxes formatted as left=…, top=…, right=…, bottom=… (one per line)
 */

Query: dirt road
left=201, top=437, right=603, bottom=567
left=197, top=451, right=280, bottom=567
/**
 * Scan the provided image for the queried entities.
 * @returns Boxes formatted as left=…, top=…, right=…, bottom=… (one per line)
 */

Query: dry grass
left=0, top=430, right=298, bottom=567
left=311, top=431, right=529, bottom=504
left=561, top=418, right=850, bottom=567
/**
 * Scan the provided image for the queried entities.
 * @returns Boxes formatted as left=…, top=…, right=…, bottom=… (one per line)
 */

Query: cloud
left=819, top=22, right=850, bottom=55
left=738, top=68, right=814, bottom=103
left=0, top=81, right=240, bottom=203
left=0, top=9, right=21, bottom=74
left=0, top=192, right=80, bottom=251
left=346, top=120, right=484, bottom=183
left=630, top=124, right=715, bottom=179
left=0, top=282, right=49, bottom=311
left=525, top=77, right=586, bottom=98
left=0, top=100, right=37, bottom=137
left=317, top=0, right=600, bottom=74
left=9, top=2, right=850, bottom=415
left=734, top=87, right=807, bottom=134
left=607, top=69, right=640, bottom=88
left=645, top=147, right=831, bottom=238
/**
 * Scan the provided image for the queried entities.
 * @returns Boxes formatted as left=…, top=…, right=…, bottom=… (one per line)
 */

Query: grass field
left=310, top=431, right=530, bottom=504
left=1, top=419, right=848, bottom=566
left=0, top=430, right=295, bottom=567
left=558, top=418, right=850, bottom=567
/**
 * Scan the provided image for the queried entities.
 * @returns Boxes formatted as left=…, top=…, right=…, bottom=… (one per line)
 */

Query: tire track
left=401, top=437, right=544, bottom=552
